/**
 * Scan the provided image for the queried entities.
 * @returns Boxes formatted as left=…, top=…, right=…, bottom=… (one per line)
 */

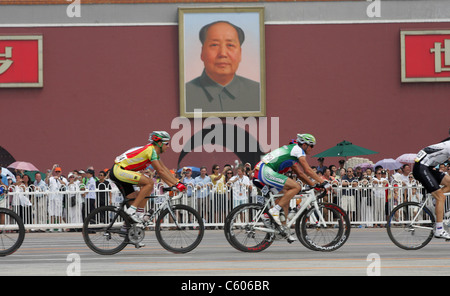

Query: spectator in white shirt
left=229, top=166, right=252, bottom=207
left=83, top=169, right=97, bottom=219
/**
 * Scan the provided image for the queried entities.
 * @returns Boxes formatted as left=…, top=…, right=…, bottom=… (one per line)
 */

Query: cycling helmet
left=296, top=133, right=316, bottom=146
left=149, top=131, right=171, bottom=144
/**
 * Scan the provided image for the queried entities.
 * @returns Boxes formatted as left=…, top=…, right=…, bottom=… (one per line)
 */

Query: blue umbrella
left=1, top=167, right=16, bottom=184
left=177, top=166, right=200, bottom=178
left=177, top=166, right=200, bottom=173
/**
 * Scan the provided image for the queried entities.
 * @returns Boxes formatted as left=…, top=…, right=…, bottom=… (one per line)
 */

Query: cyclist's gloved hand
left=176, top=182, right=187, bottom=192
left=316, top=181, right=331, bottom=190
left=303, top=184, right=313, bottom=191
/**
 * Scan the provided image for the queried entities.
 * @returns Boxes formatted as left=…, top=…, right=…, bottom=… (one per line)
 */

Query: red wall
left=1, top=22, right=450, bottom=173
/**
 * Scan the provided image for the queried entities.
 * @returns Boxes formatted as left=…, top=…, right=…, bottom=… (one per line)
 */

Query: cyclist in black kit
left=413, top=136, right=450, bottom=239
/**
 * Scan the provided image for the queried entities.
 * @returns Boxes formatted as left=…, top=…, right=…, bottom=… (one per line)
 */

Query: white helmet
left=296, top=133, right=316, bottom=146
left=149, top=131, right=170, bottom=143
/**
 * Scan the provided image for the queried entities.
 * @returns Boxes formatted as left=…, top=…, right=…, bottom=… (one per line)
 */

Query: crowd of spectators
left=0, top=164, right=113, bottom=231
left=0, top=158, right=449, bottom=230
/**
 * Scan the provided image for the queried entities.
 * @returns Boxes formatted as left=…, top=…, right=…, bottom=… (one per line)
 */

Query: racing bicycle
left=82, top=186, right=204, bottom=255
left=0, top=207, right=25, bottom=257
left=386, top=193, right=447, bottom=250
left=224, top=185, right=350, bottom=252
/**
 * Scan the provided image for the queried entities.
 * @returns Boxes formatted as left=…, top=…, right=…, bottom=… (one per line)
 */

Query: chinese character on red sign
left=0, top=36, right=43, bottom=87
left=401, top=30, right=450, bottom=82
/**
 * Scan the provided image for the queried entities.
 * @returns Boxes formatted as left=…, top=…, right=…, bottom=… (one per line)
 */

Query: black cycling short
left=412, top=162, right=446, bottom=193
left=109, top=165, right=136, bottom=197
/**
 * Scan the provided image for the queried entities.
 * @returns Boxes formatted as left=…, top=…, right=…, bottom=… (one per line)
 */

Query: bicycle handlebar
left=162, top=186, right=184, bottom=200
left=298, top=186, right=327, bottom=200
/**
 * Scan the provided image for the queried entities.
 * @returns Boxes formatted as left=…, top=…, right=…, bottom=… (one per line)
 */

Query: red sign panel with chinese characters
left=0, top=35, right=43, bottom=87
left=401, top=30, right=450, bottom=82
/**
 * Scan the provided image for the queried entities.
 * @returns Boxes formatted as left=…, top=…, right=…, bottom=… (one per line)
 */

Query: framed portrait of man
left=179, top=7, right=266, bottom=118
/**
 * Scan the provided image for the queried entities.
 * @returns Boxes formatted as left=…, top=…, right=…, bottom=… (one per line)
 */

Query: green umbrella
left=313, top=140, right=378, bottom=158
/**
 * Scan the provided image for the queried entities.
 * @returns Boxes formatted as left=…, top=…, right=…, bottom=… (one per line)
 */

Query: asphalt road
left=2, top=228, right=450, bottom=277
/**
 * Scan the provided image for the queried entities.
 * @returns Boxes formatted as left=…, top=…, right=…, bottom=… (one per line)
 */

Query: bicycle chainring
left=128, top=225, right=145, bottom=244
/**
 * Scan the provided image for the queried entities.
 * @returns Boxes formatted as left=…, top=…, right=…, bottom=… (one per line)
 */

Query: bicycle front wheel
left=0, top=208, right=25, bottom=257
left=296, top=203, right=349, bottom=252
left=387, top=202, right=435, bottom=250
left=82, top=206, right=130, bottom=255
left=224, top=203, right=275, bottom=253
left=155, top=204, right=204, bottom=254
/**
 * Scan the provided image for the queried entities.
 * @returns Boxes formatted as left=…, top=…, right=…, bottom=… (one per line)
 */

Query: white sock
left=436, top=222, right=444, bottom=232
left=127, top=206, right=137, bottom=215
left=273, top=205, right=282, bottom=212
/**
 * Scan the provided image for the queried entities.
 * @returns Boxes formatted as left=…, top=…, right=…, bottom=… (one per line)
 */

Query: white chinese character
left=430, top=40, right=450, bottom=73
left=0, top=46, right=13, bottom=75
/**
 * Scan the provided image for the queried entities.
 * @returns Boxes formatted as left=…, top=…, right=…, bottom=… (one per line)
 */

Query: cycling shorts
left=254, top=162, right=288, bottom=191
left=110, top=164, right=142, bottom=196
left=412, top=162, right=446, bottom=194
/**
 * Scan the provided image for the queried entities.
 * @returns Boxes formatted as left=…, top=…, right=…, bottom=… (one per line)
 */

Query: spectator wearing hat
left=47, top=165, right=67, bottom=231
left=66, top=172, right=83, bottom=227
left=336, top=159, right=346, bottom=178
left=82, top=166, right=99, bottom=187
left=316, top=157, right=327, bottom=174
left=180, top=167, right=195, bottom=204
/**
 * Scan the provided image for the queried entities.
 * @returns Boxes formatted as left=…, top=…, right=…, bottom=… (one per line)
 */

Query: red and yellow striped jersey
left=114, top=144, right=159, bottom=171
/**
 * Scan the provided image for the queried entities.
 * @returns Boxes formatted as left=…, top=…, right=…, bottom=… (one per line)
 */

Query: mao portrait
left=179, top=7, right=266, bottom=118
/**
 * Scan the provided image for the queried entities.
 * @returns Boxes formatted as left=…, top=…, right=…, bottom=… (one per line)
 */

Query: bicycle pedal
left=287, top=238, right=295, bottom=244
left=134, top=242, right=145, bottom=249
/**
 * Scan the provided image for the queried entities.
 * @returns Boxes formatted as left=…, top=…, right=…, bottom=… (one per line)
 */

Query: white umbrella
left=1, top=167, right=16, bottom=183
left=375, top=158, right=404, bottom=170
left=396, top=153, right=417, bottom=164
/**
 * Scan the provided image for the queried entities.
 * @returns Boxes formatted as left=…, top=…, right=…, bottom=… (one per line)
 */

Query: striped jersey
left=114, top=144, right=159, bottom=171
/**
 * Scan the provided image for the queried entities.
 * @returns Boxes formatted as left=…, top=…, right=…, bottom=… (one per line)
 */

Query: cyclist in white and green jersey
left=253, top=133, right=329, bottom=226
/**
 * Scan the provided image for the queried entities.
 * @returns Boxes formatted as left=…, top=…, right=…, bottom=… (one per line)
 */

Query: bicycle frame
left=252, top=188, right=327, bottom=234
left=409, top=195, right=432, bottom=228
left=146, top=190, right=183, bottom=226
left=93, top=188, right=184, bottom=230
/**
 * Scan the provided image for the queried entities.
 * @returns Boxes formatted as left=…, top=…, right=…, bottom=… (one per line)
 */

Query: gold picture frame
left=179, top=7, right=266, bottom=118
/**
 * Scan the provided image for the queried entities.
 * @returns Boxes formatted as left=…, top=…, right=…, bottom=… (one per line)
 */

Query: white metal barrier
left=0, top=180, right=448, bottom=230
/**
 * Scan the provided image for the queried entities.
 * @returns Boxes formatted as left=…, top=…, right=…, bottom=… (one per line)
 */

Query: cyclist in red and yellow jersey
left=110, top=131, right=186, bottom=222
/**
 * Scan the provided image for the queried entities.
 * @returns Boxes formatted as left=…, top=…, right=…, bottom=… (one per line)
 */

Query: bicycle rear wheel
left=296, top=203, right=349, bottom=252
left=155, top=204, right=204, bottom=254
left=82, top=206, right=130, bottom=255
left=224, top=203, right=275, bottom=252
left=387, top=202, right=434, bottom=250
left=0, top=208, right=25, bottom=257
